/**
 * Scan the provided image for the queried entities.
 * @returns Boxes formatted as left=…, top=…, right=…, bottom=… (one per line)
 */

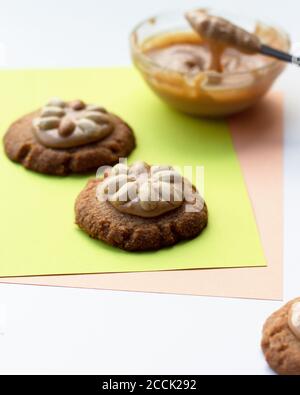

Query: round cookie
left=75, top=162, right=208, bottom=251
left=261, top=298, right=300, bottom=375
left=3, top=99, right=135, bottom=175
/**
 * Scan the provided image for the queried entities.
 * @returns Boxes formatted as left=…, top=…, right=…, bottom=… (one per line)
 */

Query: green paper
left=0, top=67, right=266, bottom=277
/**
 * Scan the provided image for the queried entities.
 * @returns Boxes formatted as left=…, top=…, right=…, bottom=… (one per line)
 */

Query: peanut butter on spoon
left=185, top=9, right=262, bottom=72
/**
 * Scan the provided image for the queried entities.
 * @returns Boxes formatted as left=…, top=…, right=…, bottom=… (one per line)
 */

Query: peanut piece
left=111, top=182, right=138, bottom=203
left=110, top=163, right=129, bottom=176
left=36, top=116, right=61, bottom=130
left=76, top=118, right=97, bottom=134
left=129, top=161, right=149, bottom=176
left=46, top=98, right=65, bottom=108
left=151, top=165, right=173, bottom=175
left=84, top=111, right=110, bottom=125
left=69, top=100, right=86, bottom=111
left=152, top=170, right=182, bottom=184
left=41, top=106, right=65, bottom=118
left=58, top=117, right=76, bottom=137
left=101, top=174, right=129, bottom=195
left=86, top=104, right=107, bottom=113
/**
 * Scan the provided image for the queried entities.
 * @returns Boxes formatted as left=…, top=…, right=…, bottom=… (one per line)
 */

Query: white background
left=0, top=0, right=299, bottom=375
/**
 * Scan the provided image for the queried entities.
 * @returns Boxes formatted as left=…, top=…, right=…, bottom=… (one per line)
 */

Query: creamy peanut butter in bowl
left=130, top=9, right=290, bottom=117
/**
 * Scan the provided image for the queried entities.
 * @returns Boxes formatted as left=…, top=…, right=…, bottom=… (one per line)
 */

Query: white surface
left=0, top=0, right=299, bottom=375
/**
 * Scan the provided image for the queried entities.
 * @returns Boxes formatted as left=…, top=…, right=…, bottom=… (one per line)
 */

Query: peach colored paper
left=1, top=93, right=283, bottom=300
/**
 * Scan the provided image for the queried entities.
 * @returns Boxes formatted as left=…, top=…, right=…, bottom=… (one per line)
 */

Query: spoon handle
left=260, top=44, right=299, bottom=65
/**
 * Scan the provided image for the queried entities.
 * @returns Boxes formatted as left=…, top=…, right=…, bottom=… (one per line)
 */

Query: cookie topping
left=46, top=97, right=65, bottom=108
left=36, top=116, right=61, bottom=131
left=86, top=104, right=108, bottom=113
left=41, top=106, right=65, bottom=118
left=69, top=99, right=86, bottom=111
left=288, top=302, right=300, bottom=340
left=33, top=98, right=114, bottom=149
left=58, top=117, right=76, bottom=137
left=96, top=161, right=198, bottom=218
left=84, top=111, right=109, bottom=124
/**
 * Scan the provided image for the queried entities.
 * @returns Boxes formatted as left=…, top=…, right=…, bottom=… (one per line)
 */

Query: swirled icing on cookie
left=32, top=98, right=114, bottom=149
left=96, top=161, right=202, bottom=218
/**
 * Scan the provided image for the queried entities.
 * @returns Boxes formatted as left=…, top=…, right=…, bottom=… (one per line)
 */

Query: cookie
left=3, top=98, right=135, bottom=175
left=75, top=161, right=208, bottom=251
left=261, top=298, right=300, bottom=375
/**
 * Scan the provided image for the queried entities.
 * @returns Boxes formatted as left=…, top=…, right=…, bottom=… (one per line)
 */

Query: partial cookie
left=3, top=98, right=135, bottom=175
left=262, top=298, right=300, bottom=375
left=75, top=161, right=208, bottom=251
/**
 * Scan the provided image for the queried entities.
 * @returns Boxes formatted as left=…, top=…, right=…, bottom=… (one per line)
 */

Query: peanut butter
left=33, top=98, right=114, bottom=149
left=96, top=161, right=199, bottom=218
left=185, top=9, right=263, bottom=74
left=186, top=9, right=262, bottom=55
left=132, top=18, right=289, bottom=117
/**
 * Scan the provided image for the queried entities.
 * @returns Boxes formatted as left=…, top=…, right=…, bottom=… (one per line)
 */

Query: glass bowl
left=130, top=9, right=290, bottom=117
